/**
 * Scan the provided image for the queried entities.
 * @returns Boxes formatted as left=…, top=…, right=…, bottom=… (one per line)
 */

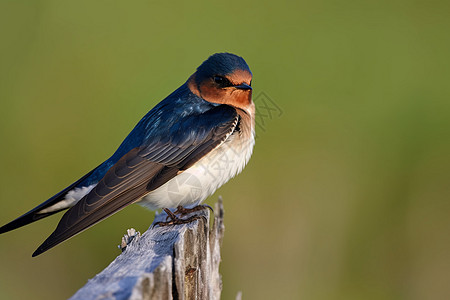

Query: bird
left=0, top=53, right=255, bottom=257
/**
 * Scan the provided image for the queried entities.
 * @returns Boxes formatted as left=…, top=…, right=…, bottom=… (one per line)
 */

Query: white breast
left=139, top=131, right=255, bottom=210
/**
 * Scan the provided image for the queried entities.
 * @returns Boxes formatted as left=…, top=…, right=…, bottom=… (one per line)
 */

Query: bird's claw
left=152, top=205, right=211, bottom=228
left=173, top=204, right=214, bottom=216
left=153, top=215, right=207, bottom=227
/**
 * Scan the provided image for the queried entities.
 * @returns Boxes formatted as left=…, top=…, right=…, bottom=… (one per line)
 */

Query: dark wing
left=0, top=166, right=101, bottom=234
left=33, top=105, right=238, bottom=256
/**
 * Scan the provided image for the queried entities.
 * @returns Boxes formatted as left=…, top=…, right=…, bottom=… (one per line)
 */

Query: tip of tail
left=32, top=239, right=52, bottom=257
left=32, top=248, right=44, bottom=257
left=0, top=206, right=68, bottom=236
left=32, top=230, right=61, bottom=257
left=0, top=226, right=10, bottom=235
left=0, top=218, right=26, bottom=235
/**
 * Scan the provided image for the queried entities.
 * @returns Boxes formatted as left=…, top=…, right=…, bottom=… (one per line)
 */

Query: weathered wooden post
left=70, top=197, right=225, bottom=300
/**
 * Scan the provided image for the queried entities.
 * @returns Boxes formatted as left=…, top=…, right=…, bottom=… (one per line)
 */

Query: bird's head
left=188, top=53, right=253, bottom=110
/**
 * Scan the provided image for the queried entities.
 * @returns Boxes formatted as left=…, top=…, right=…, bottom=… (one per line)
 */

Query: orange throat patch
left=187, top=72, right=253, bottom=112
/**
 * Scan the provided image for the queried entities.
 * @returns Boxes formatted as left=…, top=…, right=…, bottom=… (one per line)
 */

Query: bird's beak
left=234, top=83, right=252, bottom=91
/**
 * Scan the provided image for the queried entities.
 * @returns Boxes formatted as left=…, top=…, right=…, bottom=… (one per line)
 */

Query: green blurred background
left=1, top=1, right=449, bottom=299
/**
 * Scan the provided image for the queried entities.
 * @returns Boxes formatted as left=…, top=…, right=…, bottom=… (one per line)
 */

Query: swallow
left=0, top=53, right=255, bottom=257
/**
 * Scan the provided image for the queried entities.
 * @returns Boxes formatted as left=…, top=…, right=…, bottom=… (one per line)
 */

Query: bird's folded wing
left=33, top=105, right=239, bottom=256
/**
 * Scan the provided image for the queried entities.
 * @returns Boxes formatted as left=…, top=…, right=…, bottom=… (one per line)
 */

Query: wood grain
left=70, top=197, right=225, bottom=300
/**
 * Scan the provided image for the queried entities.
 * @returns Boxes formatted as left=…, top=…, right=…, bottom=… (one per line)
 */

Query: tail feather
left=0, top=206, right=67, bottom=234
left=0, top=167, right=98, bottom=234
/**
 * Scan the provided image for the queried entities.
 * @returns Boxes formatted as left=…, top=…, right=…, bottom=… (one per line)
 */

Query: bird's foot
left=118, top=228, right=140, bottom=252
left=153, top=207, right=207, bottom=227
left=173, top=204, right=214, bottom=217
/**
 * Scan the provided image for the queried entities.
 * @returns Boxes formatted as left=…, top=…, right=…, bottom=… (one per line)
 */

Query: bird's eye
left=213, top=76, right=231, bottom=87
left=214, top=76, right=224, bottom=84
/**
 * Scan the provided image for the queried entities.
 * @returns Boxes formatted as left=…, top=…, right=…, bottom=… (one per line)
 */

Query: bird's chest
left=140, top=130, right=255, bottom=210
left=187, top=131, right=255, bottom=191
